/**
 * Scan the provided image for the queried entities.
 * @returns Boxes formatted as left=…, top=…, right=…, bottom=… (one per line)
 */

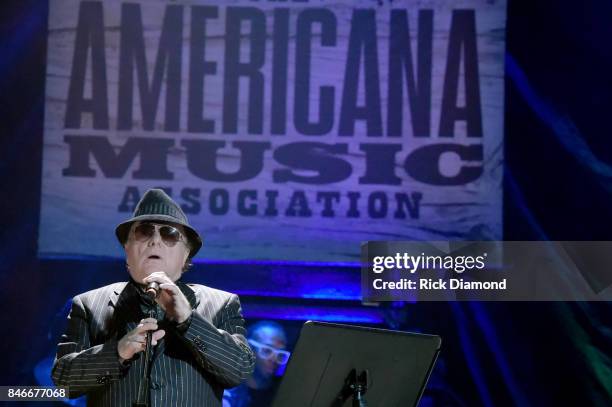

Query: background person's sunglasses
left=132, top=223, right=184, bottom=247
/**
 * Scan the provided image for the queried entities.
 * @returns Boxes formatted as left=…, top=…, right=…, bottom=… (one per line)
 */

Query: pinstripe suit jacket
left=52, top=280, right=255, bottom=407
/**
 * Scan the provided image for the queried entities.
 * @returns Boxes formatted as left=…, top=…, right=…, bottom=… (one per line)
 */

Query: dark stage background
left=0, top=1, right=611, bottom=406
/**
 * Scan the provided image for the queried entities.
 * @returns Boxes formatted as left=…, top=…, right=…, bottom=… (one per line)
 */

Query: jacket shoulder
left=186, top=283, right=238, bottom=302
left=73, top=282, right=127, bottom=305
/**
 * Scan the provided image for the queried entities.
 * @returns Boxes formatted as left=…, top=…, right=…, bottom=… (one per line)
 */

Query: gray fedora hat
left=115, top=188, right=202, bottom=258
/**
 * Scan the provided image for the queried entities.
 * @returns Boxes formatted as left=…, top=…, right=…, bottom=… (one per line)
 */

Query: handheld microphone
left=145, top=281, right=160, bottom=299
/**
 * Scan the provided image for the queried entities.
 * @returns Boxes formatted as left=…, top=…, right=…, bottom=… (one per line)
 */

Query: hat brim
left=115, top=214, right=202, bottom=258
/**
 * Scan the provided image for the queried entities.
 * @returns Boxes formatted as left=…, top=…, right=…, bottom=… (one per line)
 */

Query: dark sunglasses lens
left=160, top=226, right=181, bottom=246
left=134, top=223, right=155, bottom=241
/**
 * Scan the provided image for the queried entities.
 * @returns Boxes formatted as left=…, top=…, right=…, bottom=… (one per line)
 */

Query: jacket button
left=96, top=375, right=111, bottom=384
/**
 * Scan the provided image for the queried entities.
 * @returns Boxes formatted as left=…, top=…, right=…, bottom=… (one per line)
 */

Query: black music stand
left=272, top=321, right=441, bottom=407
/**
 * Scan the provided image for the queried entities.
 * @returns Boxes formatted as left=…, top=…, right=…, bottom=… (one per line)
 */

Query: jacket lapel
left=109, top=282, right=143, bottom=335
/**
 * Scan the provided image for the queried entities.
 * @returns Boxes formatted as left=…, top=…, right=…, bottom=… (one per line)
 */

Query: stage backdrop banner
left=40, top=0, right=506, bottom=261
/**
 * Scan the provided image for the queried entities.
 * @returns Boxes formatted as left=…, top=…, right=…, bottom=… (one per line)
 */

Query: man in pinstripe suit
left=52, top=189, right=255, bottom=406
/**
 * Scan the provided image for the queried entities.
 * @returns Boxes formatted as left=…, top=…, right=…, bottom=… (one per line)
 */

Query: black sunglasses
left=132, top=223, right=185, bottom=247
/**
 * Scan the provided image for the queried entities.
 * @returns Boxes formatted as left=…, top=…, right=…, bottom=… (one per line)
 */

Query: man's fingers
left=155, top=284, right=191, bottom=323
left=159, top=283, right=179, bottom=293
left=120, top=335, right=146, bottom=357
left=152, top=329, right=166, bottom=341
left=133, top=329, right=165, bottom=347
left=144, top=272, right=172, bottom=285
left=119, top=328, right=165, bottom=358
left=136, top=317, right=158, bottom=332
left=129, top=329, right=165, bottom=346
left=151, top=329, right=166, bottom=345
left=136, top=321, right=158, bottom=333
left=140, top=317, right=157, bottom=324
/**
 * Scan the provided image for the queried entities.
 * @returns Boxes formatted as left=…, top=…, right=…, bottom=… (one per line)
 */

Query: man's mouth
left=147, top=255, right=162, bottom=260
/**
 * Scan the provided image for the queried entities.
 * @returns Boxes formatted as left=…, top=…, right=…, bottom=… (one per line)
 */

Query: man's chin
left=141, top=263, right=166, bottom=274
left=143, top=258, right=166, bottom=267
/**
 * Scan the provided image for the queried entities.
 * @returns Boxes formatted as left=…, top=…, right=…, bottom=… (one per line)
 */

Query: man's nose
left=147, top=228, right=163, bottom=246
